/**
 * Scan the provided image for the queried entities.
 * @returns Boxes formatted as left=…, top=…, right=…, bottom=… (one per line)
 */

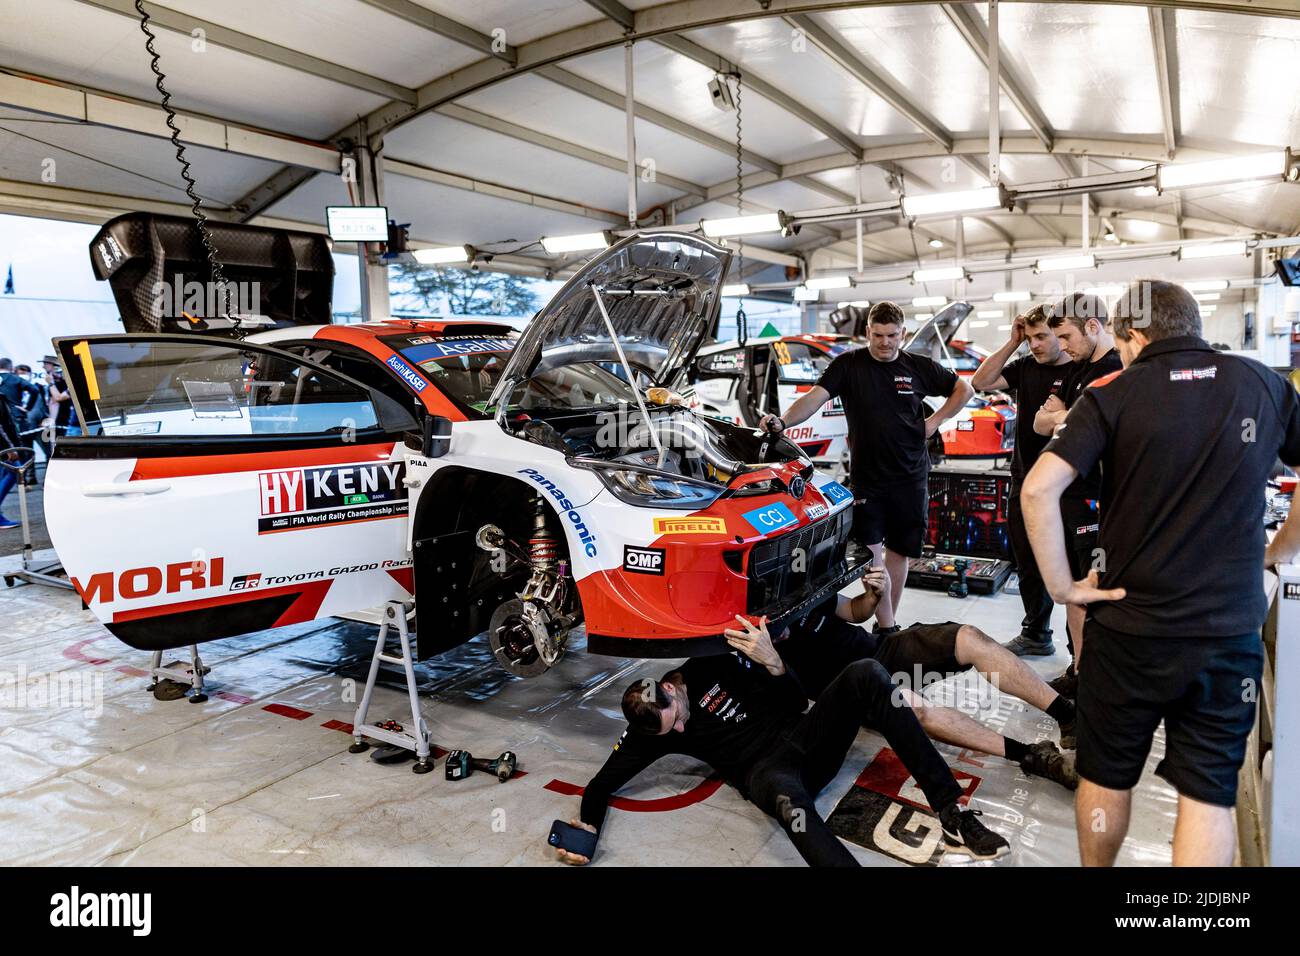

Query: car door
left=45, top=334, right=419, bottom=651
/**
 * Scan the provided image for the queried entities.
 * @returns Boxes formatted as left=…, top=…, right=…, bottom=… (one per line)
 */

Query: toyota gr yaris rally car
left=45, top=215, right=861, bottom=677
left=688, top=303, right=1016, bottom=468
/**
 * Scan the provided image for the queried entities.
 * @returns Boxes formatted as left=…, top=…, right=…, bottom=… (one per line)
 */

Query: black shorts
left=850, top=477, right=928, bottom=558
left=1075, top=618, right=1263, bottom=806
left=1060, top=496, right=1100, bottom=580
left=777, top=614, right=969, bottom=699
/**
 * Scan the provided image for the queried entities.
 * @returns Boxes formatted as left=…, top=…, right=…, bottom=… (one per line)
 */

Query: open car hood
left=905, top=301, right=974, bottom=359
left=489, top=233, right=730, bottom=408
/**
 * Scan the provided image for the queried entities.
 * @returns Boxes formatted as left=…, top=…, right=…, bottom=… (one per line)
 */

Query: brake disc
left=488, top=599, right=564, bottom=678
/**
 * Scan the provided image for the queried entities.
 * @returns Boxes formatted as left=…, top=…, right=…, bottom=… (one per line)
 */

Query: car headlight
left=594, top=467, right=723, bottom=510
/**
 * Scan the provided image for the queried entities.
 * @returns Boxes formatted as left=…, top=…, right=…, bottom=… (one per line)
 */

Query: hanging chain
left=732, top=70, right=747, bottom=346
left=135, top=0, right=231, bottom=318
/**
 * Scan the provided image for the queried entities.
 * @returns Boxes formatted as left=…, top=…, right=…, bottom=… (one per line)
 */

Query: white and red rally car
left=46, top=218, right=861, bottom=677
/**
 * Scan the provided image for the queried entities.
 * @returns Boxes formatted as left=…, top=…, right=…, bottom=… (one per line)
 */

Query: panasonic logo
left=518, top=468, right=598, bottom=557
left=50, top=886, right=151, bottom=936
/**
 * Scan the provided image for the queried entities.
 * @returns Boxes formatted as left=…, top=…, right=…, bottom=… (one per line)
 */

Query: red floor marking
left=854, top=747, right=980, bottom=811
left=62, top=638, right=111, bottom=666
left=114, top=665, right=150, bottom=677
left=215, top=691, right=252, bottom=704
left=321, top=719, right=353, bottom=734
left=263, top=703, right=313, bottom=720
left=543, top=775, right=724, bottom=812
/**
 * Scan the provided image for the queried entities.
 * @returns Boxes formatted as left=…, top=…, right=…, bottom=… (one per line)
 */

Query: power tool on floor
left=444, top=750, right=518, bottom=783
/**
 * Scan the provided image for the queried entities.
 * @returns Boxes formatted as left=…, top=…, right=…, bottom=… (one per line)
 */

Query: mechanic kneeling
left=553, top=613, right=1008, bottom=867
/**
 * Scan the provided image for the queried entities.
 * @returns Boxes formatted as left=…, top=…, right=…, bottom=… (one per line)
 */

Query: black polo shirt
left=1059, top=348, right=1124, bottom=500
left=1044, top=336, right=1300, bottom=637
left=1001, top=353, right=1073, bottom=486
left=816, top=348, right=958, bottom=484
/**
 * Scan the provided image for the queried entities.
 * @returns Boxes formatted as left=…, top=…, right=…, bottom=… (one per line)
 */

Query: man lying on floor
left=779, top=567, right=1077, bottom=787
left=554, top=610, right=1010, bottom=867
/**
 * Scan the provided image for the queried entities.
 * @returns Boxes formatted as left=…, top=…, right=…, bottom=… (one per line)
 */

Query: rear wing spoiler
left=89, top=212, right=335, bottom=335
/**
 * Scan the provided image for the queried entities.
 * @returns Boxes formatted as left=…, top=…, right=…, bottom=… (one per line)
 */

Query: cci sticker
left=653, top=517, right=727, bottom=536
left=385, top=354, right=428, bottom=393
left=623, top=546, right=665, bottom=576
left=743, top=502, right=798, bottom=535
left=819, top=481, right=853, bottom=506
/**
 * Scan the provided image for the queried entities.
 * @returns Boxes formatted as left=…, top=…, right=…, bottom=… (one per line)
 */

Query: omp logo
left=518, top=468, right=598, bottom=557
left=73, top=559, right=225, bottom=606
left=385, top=354, right=428, bottom=392
left=50, top=886, right=151, bottom=936
left=742, top=502, right=798, bottom=535
left=653, top=517, right=726, bottom=535
left=230, top=573, right=262, bottom=592
left=257, top=462, right=407, bottom=534
left=623, top=546, right=664, bottom=575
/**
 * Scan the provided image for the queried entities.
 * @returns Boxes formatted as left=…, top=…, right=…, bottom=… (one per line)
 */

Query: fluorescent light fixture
left=1185, top=280, right=1230, bottom=292
left=1193, top=292, right=1221, bottom=302
left=993, top=290, right=1031, bottom=303
left=412, top=245, right=471, bottom=265
left=542, top=231, right=610, bottom=254
left=804, top=275, right=853, bottom=290
left=721, top=283, right=750, bottom=297
left=969, top=320, right=990, bottom=329
left=1035, top=253, right=1096, bottom=273
left=849, top=299, right=870, bottom=307
left=1133, top=186, right=1159, bottom=197
left=912, top=266, right=965, bottom=283
left=928, top=238, right=944, bottom=249
left=1201, top=304, right=1218, bottom=313
left=1158, top=151, right=1287, bottom=191
left=792, top=285, right=818, bottom=301
left=1179, top=240, right=1248, bottom=260
left=913, top=312, right=934, bottom=320
left=701, top=212, right=782, bottom=238
left=912, top=296, right=948, bottom=307
left=1083, top=285, right=1126, bottom=297
left=997, top=324, right=1013, bottom=332
left=326, top=205, right=389, bottom=242
left=902, top=186, right=1003, bottom=218
left=976, top=310, right=1004, bottom=319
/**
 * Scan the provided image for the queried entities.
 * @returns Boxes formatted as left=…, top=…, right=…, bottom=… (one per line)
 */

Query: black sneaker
left=1048, top=664, right=1078, bottom=700
left=938, top=804, right=1009, bottom=860
left=1019, top=740, right=1078, bottom=790
left=872, top=623, right=901, bottom=636
left=1001, top=634, right=1054, bottom=657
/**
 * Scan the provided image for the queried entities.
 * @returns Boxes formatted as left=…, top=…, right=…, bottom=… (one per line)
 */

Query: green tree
left=389, top=262, right=539, bottom=317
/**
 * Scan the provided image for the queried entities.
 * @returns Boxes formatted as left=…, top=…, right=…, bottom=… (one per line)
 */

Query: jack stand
left=1, top=449, right=73, bottom=592
left=349, top=600, right=435, bottom=774
left=148, top=645, right=210, bottom=703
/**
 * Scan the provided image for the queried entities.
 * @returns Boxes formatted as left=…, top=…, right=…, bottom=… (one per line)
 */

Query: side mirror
left=423, top=414, right=452, bottom=458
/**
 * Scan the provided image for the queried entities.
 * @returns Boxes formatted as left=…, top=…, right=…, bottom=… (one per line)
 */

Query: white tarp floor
left=0, top=548, right=1177, bottom=867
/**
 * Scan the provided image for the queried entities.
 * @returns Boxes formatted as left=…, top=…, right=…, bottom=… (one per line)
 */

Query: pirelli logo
left=653, top=516, right=727, bottom=535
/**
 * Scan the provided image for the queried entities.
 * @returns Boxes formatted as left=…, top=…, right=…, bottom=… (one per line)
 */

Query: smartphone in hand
left=549, top=820, right=598, bottom=859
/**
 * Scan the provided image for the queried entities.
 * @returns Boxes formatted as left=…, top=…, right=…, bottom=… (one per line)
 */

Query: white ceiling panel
left=1177, top=10, right=1300, bottom=149
left=0, top=106, right=283, bottom=205
left=382, top=112, right=682, bottom=212
left=992, top=3, right=1163, bottom=137
left=686, top=19, right=920, bottom=142
left=159, top=0, right=481, bottom=88
left=452, top=73, right=744, bottom=185
left=819, top=5, right=1030, bottom=137
left=0, top=0, right=389, bottom=139
left=410, top=0, right=606, bottom=46
left=561, top=42, right=830, bottom=163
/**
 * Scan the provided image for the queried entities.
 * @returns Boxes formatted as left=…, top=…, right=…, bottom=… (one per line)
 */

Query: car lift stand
left=348, top=600, right=435, bottom=774
left=148, top=645, right=210, bottom=703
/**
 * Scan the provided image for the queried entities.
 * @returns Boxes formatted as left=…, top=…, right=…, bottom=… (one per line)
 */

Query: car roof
left=249, top=318, right=516, bottom=346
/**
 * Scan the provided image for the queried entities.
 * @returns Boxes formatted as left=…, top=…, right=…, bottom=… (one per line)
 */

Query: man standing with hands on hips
left=1024, top=279, right=1300, bottom=866
left=971, top=305, right=1074, bottom=658
left=761, top=301, right=973, bottom=631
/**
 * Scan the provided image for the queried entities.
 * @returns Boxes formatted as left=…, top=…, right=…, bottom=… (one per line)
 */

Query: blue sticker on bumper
left=819, top=481, right=852, bottom=506
left=742, top=502, right=798, bottom=535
